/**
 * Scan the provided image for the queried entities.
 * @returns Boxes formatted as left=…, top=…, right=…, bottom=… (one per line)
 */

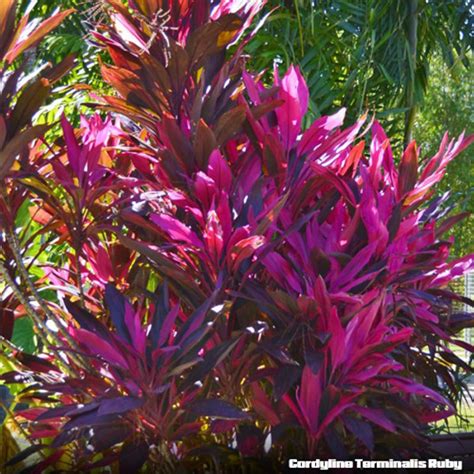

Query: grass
left=435, top=395, right=474, bottom=433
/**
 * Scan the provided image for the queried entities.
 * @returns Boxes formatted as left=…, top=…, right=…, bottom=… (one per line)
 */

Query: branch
left=3, top=230, right=88, bottom=369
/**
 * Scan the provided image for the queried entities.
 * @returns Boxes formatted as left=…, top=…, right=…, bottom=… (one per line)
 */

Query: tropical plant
left=0, top=0, right=74, bottom=351
left=2, top=283, right=249, bottom=472
left=247, top=0, right=473, bottom=259
left=0, top=0, right=473, bottom=472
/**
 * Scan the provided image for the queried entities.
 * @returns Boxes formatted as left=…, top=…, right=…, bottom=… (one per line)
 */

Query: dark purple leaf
left=270, top=423, right=296, bottom=444
left=119, top=440, right=149, bottom=474
left=150, top=280, right=170, bottom=349
left=105, top=284, right=132, bottom=344
left=65, top=299, right=111, bottom=340
left=97, top=396, right=144, bottom=416
left=449, top=312, right=474, bottom=331
left=173, top=324, right=213, bottom=363
left=65, top=401, right=100, bottom=417
left=185, top=338, right=239, bottom=388
left=14, top=352, right=59, bottom=373
left=36, top=404, right=78, bottom=421
left=420, top=192, right=451, bottom=222
left=190, top=399, right=250, bottom=420
left=440, top=351, right=472, bottom=372
left=89, top=424, right=131, bottom=451
left=343, top=416, right=374, bottom=451
left=273, top=364, right=302, bottom=401
left=52, top=427, right=87, bottom=448
left=303, top=348, right=324, bottom=374
left=323, top=426, right=348, bottom=458
left=175, top=277, right=222, bottom=344
left=62, top=410, right=115, bottom=431
left=387, top=203, right=402, bottom=242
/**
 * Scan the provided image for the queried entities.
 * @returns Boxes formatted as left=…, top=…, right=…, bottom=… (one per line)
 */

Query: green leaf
left=11, top=317, right=36, bottom=354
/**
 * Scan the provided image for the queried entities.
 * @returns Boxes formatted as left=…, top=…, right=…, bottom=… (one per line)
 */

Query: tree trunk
left=404, top=0, right=418, bottom=148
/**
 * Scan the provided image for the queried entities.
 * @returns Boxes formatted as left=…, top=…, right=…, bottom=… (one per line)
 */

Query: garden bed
left=430, top=432, right=474, bottom=470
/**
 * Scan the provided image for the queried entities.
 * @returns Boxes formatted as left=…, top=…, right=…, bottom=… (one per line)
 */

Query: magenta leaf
left=151, top=213, right=203, bottom=248
left=69, top=327, right=128, bottom=369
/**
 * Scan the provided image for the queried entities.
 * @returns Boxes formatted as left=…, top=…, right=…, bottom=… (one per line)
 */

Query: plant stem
left=3, top=230, right=88, bottom=369
left=0, top=261, right=85, bottom=376
left=75, top=248, right=86, bottom=308
left=0, top=335, right=21, bottom=353
left=6, top=231, right=69, bottom=338
left=0, top=399, right=46, bottom=460
left=294, top=0, right=305, bottom=57
left=0, top=260, right=51, bottom=349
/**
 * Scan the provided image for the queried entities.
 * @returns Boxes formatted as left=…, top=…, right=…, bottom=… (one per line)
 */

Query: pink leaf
left=298, top=109, right=346, bottom=156
left=263, top=252, right=302, bottom=293
left=275, top=65, right=309, bottom=150
left=70, top=327, right=128, bottom=368
left=207, top=150, right=232, bottom=193
left=151, top=214, right=203, bottom=248
left=158, top=304, right=180, bottom=347
left=61, top=115, right=82, bottom=179
left=295, top=366, right=323, bottom=435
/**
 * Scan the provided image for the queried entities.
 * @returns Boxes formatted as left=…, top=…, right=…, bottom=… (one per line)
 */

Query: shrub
left=0, top=0, right=74, bottom=342
left=0, top=0, right=473, bottom=472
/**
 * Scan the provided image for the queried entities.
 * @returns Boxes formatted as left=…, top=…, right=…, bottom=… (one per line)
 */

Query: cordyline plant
left=0, top=0, right=473, bottom=472
left=0, top=0, right=74, bottom=346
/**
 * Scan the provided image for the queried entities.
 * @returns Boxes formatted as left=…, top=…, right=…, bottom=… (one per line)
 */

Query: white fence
left=465, top=271, right=474, bottom=361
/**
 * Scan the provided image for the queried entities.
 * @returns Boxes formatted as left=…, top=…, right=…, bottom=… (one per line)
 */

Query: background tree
left=414, top=55, right=473, bottom=256
left=18, top=0, right=105, bottom=127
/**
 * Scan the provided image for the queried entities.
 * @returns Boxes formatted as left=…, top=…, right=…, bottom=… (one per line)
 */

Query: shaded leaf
left=190, top=399, right=250, bottom=420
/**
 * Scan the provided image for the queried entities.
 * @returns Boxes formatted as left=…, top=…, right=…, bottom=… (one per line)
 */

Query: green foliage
left=19, top=0, right=107, bottom=132
left=11, top=318, right=35, bottom=354
left=414, top=55, right=474, bottom=256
